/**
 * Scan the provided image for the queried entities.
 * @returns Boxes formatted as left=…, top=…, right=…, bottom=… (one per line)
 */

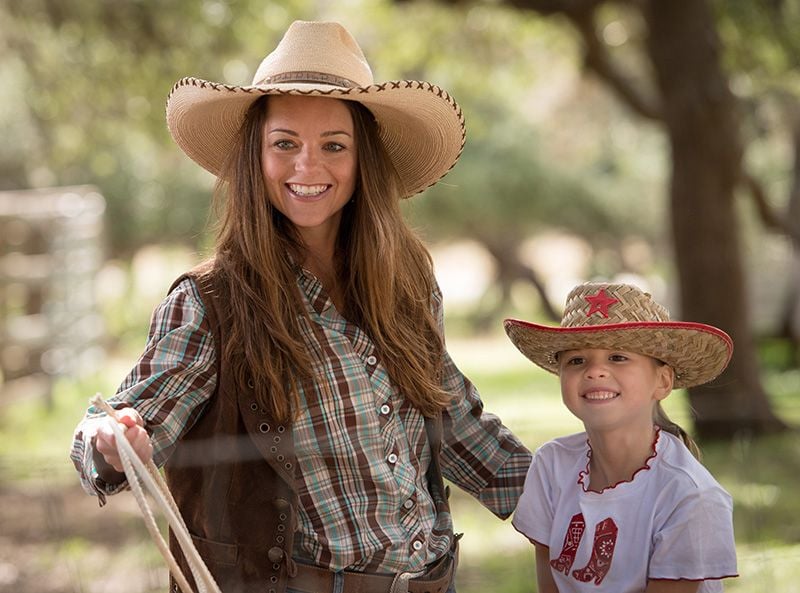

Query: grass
left=1, top=334, right=798, bottom=592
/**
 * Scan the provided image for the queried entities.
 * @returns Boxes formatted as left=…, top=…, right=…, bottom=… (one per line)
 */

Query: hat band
left=258, top=70, right=358, bottom=88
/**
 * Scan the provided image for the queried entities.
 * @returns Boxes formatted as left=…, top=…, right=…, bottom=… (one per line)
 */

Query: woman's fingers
left=94, top=408, right=153, bottom=472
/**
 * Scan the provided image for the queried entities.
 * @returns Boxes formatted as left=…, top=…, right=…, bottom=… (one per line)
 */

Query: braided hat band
left=504, top=282, right=733, bottom=389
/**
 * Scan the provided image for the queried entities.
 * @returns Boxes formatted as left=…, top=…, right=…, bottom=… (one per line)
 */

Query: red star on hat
left=585, top=289, right=620, bottom=318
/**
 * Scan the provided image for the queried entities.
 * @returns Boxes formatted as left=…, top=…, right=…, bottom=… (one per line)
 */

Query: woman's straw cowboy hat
left=166, top=20, right=465, bottom=198
left=504, top=282, right=733, bottom=389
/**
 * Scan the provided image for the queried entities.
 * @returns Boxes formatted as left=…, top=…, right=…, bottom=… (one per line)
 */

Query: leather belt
left=289, top=546, right=456, bottom=593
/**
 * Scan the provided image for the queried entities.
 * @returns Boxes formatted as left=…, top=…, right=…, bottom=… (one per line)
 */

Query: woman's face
left=261, top=95, right=357, bottom=248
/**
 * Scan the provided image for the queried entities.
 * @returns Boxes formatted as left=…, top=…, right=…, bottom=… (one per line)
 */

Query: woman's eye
left=324, top=142, right=346, bottom=152
left=273, top=139, right=295, bottom=150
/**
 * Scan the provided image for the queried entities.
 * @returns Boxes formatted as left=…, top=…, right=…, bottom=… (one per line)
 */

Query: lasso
left=90, top=394, right=222, bottom=593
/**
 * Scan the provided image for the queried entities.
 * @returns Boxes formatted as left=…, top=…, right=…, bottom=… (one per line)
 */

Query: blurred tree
left=407, top=0, right=794, bottom=438
left=717, top=0, right=800, bottom=363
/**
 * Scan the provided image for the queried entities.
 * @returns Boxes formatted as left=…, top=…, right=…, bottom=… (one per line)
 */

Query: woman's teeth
left=289, top=183, right=328, bottom=197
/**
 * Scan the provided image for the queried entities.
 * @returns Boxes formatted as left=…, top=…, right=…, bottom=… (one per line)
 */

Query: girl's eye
left=565, top=356, right=585, bottom=366
left=609, top=354, right=628, bottom=362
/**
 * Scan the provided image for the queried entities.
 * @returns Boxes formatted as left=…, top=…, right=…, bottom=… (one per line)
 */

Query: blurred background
left=0, top=0, right=798, bottom=591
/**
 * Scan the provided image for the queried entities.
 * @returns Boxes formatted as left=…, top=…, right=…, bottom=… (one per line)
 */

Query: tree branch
left=741, top=170, right=800, bottom=249
left=567, top=6, right=662, bottom=121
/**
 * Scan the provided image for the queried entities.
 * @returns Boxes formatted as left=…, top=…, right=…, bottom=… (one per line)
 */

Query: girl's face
left=261, top=95, right=357, bottom=248
left=558, top=349, right=673, bottom=433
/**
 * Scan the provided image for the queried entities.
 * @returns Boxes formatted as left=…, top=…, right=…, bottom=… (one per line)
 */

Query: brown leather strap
left=289, top=549, right=455, bottom=593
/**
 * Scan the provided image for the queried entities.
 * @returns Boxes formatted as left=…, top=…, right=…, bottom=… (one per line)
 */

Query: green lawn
left=1, top=335, right=798, bottom=592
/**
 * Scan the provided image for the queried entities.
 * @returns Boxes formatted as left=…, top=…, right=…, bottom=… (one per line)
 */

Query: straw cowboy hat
left=504, top=282, right=733, bottom=389
left=165, top=20, right=465, bottom=198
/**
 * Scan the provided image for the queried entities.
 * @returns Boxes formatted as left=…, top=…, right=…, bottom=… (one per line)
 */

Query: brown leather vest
left=164, top=263, right=450, bottom=593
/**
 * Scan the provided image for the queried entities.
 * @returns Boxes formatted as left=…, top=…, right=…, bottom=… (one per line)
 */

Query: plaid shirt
left=71, top=269, right=531, bottom=573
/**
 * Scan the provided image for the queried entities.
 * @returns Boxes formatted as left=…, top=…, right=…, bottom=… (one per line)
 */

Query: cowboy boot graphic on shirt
left=572, top=517, right=619, bottom=585
left=550, top=513, right=586, bottom=575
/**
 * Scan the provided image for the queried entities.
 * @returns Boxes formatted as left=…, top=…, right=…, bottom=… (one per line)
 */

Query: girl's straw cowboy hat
left=166, top=20, right=465, bottom=198
left=504, top=282, right=733, bottom=389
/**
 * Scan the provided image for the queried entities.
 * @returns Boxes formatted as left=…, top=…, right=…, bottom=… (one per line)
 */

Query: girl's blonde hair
left=654, top=402, right=701, bottom=459
left=205, top=96, right=450, bottom=423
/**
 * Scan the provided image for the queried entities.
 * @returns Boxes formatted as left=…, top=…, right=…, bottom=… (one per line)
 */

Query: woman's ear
left=654, top=363, right=675, bottom=401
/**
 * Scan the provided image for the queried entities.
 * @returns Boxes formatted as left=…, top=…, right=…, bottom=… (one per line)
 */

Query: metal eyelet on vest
left=270, top=576, right=278, bottom=583
left=277, top=425, right=285, bottom=433
left=250, top=402, right=258, bottom=411
left=277, top=524, right=285, bottom=532
left=259, top=423, right=270, bottom=433
left=247, top=378, right=255, bottom=389
left=270, top=446, right=278, bottom=453
left=284, top=462, right=292, bottom=470
left=276, top=535, right=285, bottom=544
left=277, top=454, right=285, bottom=462
left=279, top=513, right=287, bottom=521
left=273, top=436, right=281, bottom=443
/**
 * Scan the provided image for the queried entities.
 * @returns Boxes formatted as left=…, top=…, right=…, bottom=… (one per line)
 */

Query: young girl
left=505, top=282, right=738, bottom=592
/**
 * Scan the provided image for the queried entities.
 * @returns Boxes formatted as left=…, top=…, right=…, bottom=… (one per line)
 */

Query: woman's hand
left=92, top=408, right=154, bottom=482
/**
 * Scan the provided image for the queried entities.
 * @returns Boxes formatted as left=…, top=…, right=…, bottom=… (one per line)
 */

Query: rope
left=90, top=394, right=222, bottom=593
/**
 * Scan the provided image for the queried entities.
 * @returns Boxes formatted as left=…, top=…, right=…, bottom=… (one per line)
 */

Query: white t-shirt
left=512, top=430, right=737, bottom=592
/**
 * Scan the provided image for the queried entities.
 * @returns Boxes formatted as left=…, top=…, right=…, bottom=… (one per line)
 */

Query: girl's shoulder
left=533, top=432, right=589, bottom=465
left=656, top=432, right=731, bottom=497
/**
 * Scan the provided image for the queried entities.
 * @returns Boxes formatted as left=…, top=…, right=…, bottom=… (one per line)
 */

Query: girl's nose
left=584, top=360, right=608, bottom=379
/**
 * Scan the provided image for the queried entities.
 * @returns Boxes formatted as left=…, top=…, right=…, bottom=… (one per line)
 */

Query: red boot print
left=572, top=518, right=618, bottom=585
left=550, top=513, right=586, bottom=575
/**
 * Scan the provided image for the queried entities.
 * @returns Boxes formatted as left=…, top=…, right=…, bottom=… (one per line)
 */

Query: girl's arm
left=534, top=543, right=559, bottom=593
left=645, top=580, right=701, bottom=593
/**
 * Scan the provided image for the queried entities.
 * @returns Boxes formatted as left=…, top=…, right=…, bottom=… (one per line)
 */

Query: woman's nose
left=295, top=146, right=319, bottom=170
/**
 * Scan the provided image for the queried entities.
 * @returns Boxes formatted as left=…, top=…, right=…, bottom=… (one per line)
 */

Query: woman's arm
left=70, top=278, right=217, bottom=502
left=645, top=580, right=701, bottom=593
left=534, top=543, right=559, bottom=593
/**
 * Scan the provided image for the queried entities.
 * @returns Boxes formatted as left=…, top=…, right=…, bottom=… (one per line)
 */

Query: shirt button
left=412, top=540, right=423, bottom=551
left=403, top=499, right=414, bottom=510
left=380, top=404, right=391, bottom=415
left=387, top=453, right=398, bottom=464
left=366, top=355, right=378, bottom=366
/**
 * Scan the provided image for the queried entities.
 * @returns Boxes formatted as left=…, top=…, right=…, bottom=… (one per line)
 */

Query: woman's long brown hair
left=204, top=95, right=450, bottom=423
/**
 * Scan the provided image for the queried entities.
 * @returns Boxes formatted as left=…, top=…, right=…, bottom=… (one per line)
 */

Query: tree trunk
left=644, top=0, right=787, bottom=438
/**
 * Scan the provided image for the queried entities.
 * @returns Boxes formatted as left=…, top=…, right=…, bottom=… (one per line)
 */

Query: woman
left=71, top=20, right=531, bottom=593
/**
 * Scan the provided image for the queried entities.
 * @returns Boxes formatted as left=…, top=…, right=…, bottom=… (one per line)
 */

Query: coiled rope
left=90, top=394, right=221, bottom=593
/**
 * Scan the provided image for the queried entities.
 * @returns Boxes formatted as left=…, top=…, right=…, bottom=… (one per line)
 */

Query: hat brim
left=503, top=319, right=733, bottom=389
left=166, top=78, right=465, bottom=198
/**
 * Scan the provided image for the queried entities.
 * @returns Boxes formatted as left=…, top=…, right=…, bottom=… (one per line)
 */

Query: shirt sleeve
left=511, top=445, right=555, bottom=546
left=69, top=277, right=217, bottom=504
left=649, top=483, right=738, bottom=581
left=433, top=286, right=532, bottom=519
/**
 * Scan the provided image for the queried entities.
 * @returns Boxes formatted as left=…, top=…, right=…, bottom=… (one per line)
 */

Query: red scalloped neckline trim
left=578, top=427, right=661, bottom=494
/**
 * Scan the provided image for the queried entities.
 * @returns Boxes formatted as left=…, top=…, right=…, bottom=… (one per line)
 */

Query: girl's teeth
left=289, top=184, right=327, bottom=196
left=584, top=391, right=618, bottom=400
